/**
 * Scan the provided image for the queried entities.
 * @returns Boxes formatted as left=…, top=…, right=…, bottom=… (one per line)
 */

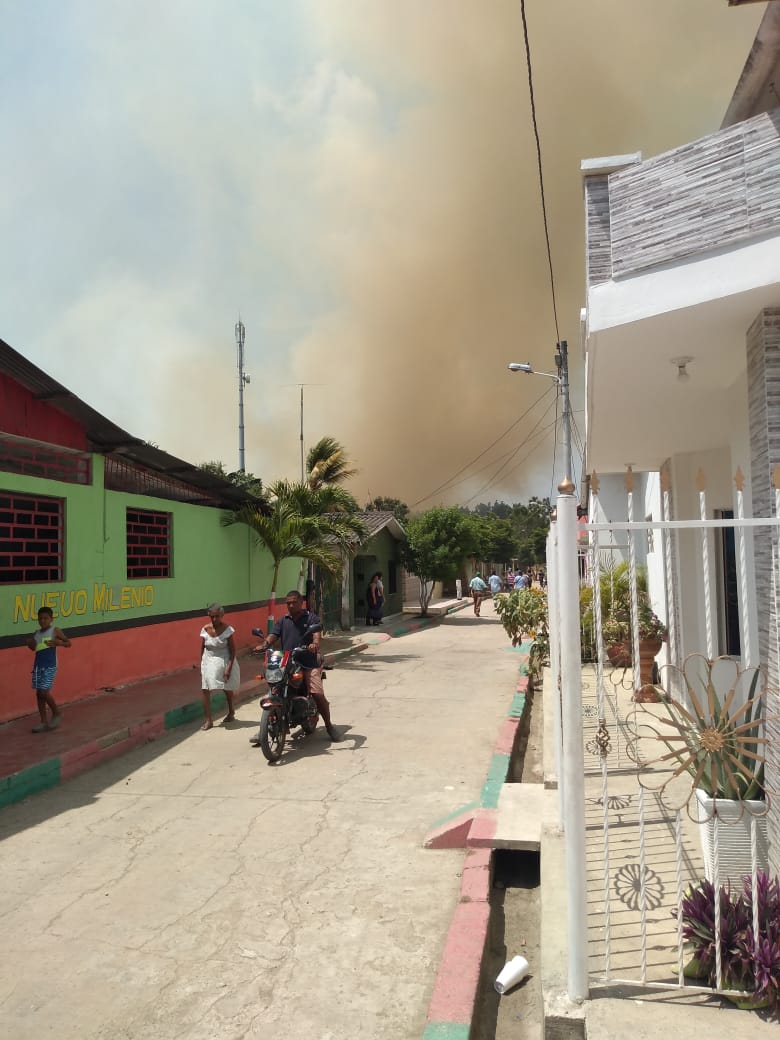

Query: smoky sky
left=0, top=0, right=763, bottom=509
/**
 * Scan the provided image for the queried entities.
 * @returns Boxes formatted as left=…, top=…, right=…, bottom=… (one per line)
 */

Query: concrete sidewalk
left=0, top=599, right=469, bottom=810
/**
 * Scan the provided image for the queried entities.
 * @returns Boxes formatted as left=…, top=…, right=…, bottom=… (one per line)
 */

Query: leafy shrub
left=494, top=587, right=549, bottom=666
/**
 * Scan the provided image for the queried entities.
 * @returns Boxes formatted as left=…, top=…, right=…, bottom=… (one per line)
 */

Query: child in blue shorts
left=26, top=607, right=71, bottom=732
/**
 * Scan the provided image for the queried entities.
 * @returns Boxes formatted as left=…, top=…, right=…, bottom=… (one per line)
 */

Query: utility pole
left=556, top=339, right=573, bottom=484
left=235, top=318, right=250, bottom=472
left=299, top=384, right=304, bottom=482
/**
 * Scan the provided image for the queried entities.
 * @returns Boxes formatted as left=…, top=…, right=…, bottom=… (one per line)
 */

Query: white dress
left=200, top=625, right=241, bottom=691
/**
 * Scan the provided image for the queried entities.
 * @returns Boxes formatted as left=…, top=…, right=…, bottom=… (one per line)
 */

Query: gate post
left=546, top=522, right=564, bottom=822
left=557, top=481, right=589, bottom=1002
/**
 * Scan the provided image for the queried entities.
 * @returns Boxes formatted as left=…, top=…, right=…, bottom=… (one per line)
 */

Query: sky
left=0, top=0, right=765, bottom=510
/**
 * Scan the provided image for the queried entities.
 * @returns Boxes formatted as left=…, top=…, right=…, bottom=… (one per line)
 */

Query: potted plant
left=580, top=563, right=667, bottom=692
left=676, top=870, right=780, bottom=1009
left=637, top=655, right=771, bottom=886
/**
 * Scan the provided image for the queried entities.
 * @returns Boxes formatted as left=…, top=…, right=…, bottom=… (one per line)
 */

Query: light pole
left=508, top=339, right=572, bottom=485
left=508, top=339, right=588, bottom=1001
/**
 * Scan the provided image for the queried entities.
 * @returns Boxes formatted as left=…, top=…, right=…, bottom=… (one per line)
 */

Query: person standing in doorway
left=27, top=607, right=70, bottom=732
left=366, top=572, right=384, bottom=626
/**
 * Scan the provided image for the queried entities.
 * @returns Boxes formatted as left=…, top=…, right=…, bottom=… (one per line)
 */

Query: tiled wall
left=747, top=307, right=780, bottom=873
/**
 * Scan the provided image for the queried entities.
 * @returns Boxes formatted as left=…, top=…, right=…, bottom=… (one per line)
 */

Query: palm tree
left=296, top=438, right=359, bottom=593
left=223, top=480, right=367, bottom=631
left=305, top=436, right=358, bottom=490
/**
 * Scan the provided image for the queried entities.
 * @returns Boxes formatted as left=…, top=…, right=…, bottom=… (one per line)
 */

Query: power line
left=410, top=383, right=555, bottom=508
left=464, top=404, right=559, bottom=506
left=464, top=415, right=559, bottom=506
left=520, top=0, right=560, bottom=345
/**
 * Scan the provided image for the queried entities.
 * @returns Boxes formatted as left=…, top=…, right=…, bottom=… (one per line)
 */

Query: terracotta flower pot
left=606, top=642, right=631, bottom=668
left=637, top=636, right=662, bottom=685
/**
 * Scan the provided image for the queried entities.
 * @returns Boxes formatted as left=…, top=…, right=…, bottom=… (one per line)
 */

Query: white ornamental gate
left=546, top=468, right=780, bottom=1003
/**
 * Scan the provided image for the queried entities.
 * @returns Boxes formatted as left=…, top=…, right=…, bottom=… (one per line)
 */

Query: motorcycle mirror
left=304, top=623, right=323, bottom=637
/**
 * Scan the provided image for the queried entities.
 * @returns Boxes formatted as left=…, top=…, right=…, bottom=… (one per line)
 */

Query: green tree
left=365, top=496, right=410, bottom=525
left=403, top=507, right=478, bottom=615
left=510, top=496, right=551, bottom=564
left=223, top=480, right=367, bottom=630
left=199, top=460, right=266, bottom=501
left=470, top=513, right=518, bottom=566
left=305, top=436, right=358, bottom=490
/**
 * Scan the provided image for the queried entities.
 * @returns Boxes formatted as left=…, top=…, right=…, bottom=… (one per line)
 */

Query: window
left=0, top=492, right=64, bottom=584
left=0, top=433, right=91, bottom=486
left=126, top=508, right=172, bottom=579
left=716, top=509, right=740, bottom=657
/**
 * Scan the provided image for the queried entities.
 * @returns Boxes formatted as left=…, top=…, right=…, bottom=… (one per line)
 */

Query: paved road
left=0, top=606, right=518, bottom=1040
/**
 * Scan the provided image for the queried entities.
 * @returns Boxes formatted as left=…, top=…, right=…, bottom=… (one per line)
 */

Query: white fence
left=546, top=474, right=780, bottom=1003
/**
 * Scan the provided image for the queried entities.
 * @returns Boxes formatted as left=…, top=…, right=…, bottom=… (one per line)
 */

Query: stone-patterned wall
left=583, top=174, right=612, bottom=287
left=747, top=307, right=780, bottom=873
left=610, top=107, right=780, bottom=278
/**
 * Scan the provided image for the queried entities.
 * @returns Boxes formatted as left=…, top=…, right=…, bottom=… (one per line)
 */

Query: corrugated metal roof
left=358, top=511, right=406, bottom=541
left=0, top=337, right=263, bottom=509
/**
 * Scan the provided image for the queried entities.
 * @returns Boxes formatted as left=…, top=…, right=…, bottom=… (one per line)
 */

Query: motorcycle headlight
left=265, top=667, right=284, bottom=684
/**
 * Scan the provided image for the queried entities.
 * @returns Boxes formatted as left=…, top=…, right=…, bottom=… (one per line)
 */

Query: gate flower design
left=625, top=654, right=776, bottom=816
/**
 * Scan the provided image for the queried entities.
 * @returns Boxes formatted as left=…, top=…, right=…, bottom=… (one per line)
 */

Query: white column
left=547, top=523, right=564, bottom=821
left=557, top=482, right=589, bottom=1001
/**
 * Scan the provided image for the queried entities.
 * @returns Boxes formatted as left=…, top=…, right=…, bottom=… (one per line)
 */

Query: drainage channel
left=473, top=677, right=544, bottom=1040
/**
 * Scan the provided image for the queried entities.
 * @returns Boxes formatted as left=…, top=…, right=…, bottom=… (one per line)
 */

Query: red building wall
left=4, top=606, right=261, bottom=722
left=0, top=372, right=87, bottom=449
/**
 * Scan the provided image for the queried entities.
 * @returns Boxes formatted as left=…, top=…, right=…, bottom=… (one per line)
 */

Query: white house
left=580, top=5, right=780, bottom=870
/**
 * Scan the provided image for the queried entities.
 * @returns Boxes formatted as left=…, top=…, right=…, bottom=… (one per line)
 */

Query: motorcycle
left=250, top=624, right=321, bottom=762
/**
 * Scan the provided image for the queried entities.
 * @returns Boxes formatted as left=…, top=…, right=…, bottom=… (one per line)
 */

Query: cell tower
left=235, top=318, right=250, bottom=472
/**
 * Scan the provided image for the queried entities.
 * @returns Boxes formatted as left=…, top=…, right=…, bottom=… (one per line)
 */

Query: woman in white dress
left=200, top=603, right=240, bottom=729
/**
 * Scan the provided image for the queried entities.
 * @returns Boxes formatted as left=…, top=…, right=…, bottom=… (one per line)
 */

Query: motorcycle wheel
left=259, top=708, right=286, bottom=762
left=300, top=713, right=318, bottom=736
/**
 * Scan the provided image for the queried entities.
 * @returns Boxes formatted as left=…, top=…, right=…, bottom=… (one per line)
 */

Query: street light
left=508, top=340, right=573, bottom=486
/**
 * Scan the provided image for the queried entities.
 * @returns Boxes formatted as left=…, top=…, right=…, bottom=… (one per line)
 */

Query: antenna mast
left=235, top=318, right=250, bottom=472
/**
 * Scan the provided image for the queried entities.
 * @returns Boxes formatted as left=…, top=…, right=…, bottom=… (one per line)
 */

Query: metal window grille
left=105, top=456, right=217, bottom=504
left=126, top=508, right=171, bottom=579
left=0, top=492, right=64, bottom=584
left=0, top=434, right=91, bottom=485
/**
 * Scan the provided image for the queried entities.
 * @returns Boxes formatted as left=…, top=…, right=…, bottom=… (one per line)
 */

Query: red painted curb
left=466, top=809, right=498, bottom=848
left=424, top=808, right=478, bottom=850
left=460, top=848, right=492, bottom=903
left=426, top=900, right=491, bottom=1023
left=495, top=717, right=520, bottom=756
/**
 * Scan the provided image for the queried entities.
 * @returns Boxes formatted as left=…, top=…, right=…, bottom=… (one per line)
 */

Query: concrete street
left=0, top=607, right=518, bottom=1040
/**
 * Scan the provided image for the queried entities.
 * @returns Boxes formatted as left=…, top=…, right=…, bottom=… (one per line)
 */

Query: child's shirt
left=34, top=625, right=57, bottom=668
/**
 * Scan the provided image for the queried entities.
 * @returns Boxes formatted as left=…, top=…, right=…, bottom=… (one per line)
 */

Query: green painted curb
left=480, top=752, right=510, bottom=809
left=0, top=758, right=61, bottom=809
left=508, top=692, right=526, bottom=718
left=422, top=1023, right=470, bottom=1040
left=428, top=799, right=479, bottom=831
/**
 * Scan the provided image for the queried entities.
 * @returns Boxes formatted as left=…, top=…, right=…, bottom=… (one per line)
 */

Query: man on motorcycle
left=253, top=590, right=343, bottom=742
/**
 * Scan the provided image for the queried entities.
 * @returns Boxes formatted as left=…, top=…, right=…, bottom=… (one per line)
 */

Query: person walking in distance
left=487, top=570, right=503, bottom=599
left=468, top=573, right=488, bottom=617
left=254, top=590, right=343, bottom=742
left=27, top=607, right=71, bottom=732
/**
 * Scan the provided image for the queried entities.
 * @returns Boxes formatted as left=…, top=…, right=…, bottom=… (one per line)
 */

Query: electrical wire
left=409, top=383, right=555, bottom=507
left=463, top=401, right=559, bottom=505
left=464, top=415, right=559, bottom=506
left=520, top=0, right=560, bottom=345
